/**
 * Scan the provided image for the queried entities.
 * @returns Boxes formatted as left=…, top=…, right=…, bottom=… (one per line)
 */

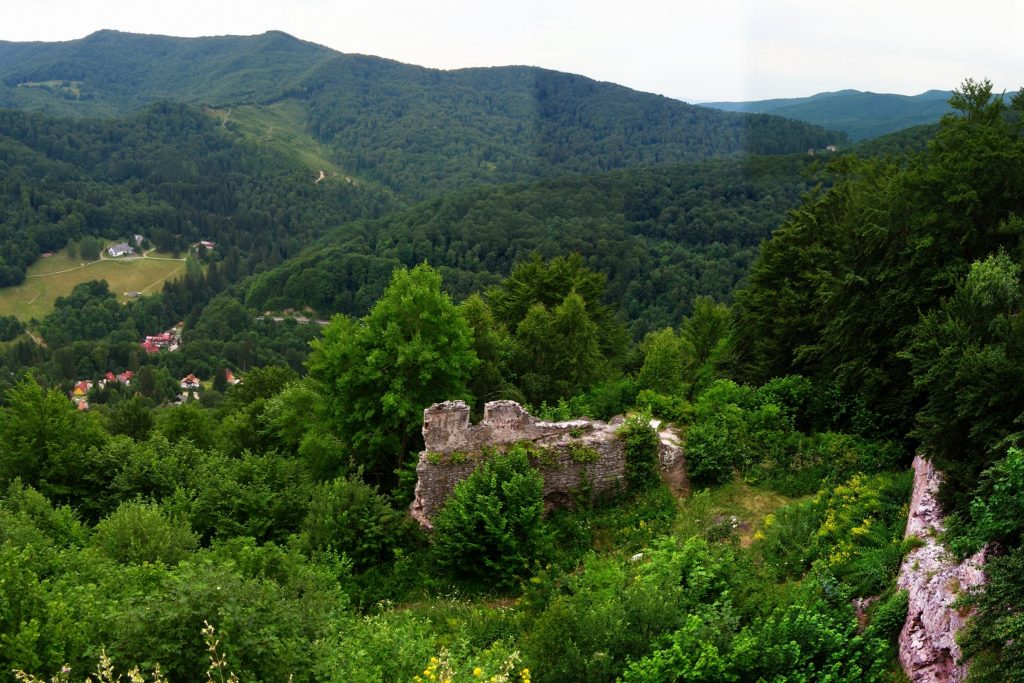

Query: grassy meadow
left=206, top=100, right=345, bottom=176
left=0, top=250, right=187, bottom=321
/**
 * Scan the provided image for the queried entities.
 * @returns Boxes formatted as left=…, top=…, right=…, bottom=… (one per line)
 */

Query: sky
left=3, top=0, right=1021, bottom=102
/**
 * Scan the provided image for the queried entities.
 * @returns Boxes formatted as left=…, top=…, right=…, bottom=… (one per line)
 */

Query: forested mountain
left=853, top=122, right=939, bottom=157
left=244, top=154, right=824, bottom=335
left=703, top=88, right=953, bottom=140
left=0, top=102, right=393, bottom=286
left=0, top=30, right=846, bottom=198
left=0, top=29, right=336, bottom=116
left=297, top=60, right=844, bottom=198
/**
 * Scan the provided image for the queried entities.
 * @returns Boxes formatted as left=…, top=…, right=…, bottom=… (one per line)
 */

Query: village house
left=180, top=374, right=201, bottom=390
left=225, top=368, right=241, bottom=385
left=69, top=380, right=92, bottom=411
left=105, top=370, right=134, bottom=385
left=107, top=242, right=135, bottom=257
left=140, top=324, right=182, bottom=354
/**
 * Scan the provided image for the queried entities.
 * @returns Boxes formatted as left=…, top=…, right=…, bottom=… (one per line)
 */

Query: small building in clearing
left=108, top=243, right=135, bottom=258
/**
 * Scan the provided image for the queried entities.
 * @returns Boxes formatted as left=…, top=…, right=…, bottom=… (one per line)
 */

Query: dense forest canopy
left=0, top=30, right=846, bottom=200
left=0, top=102, right=392, bottom=286
left=244, top=153, right=825, bottom=336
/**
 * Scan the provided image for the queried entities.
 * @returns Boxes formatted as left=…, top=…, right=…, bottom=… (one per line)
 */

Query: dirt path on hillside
left=25, top=329, right=47, bottom=348
left=25, top=259, right=103, bottom=277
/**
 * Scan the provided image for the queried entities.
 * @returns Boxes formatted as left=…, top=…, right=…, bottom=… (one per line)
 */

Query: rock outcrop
left=897, top=455, right=986, bottom=683
left=410, top=400, right=685, bottom=529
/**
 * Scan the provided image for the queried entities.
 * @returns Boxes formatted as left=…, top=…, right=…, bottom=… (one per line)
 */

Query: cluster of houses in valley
left=140, top=323, right=183, bottom=354
left=175, top=368, right=240, bottom=404
left=70, top=368, right=242, bottom=410
left=69, top=370, right=134, bottom=411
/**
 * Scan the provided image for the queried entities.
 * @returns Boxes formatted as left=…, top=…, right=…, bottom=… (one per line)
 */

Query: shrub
left=753, top=499, right=825, bottom=580
left=684, top=409, right=744, bottom=487
left=431, top=445, right=550, bottom=588
left=960, top=546, right=1024, bottom=682
left=865, top=590, right=909, bottom=643
left=755, top=375, right=813, bottom=427
left=580, top=376, right=638, bottom=421
left=301, top=476, right=409, bottom=570
left=90, top=500, right=198, bottom=565
left=618, top=414, right=660, bottom=489
left=635, top=389, right=691, bottom=423
left=963, top=447, right=1024, bottom=549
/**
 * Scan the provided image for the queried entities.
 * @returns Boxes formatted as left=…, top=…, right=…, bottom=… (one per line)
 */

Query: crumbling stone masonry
left=410, top=400, right=686, bottom=529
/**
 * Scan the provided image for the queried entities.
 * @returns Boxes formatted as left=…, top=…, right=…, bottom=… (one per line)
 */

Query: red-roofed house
left=180, top=374, right=201, bottom=390
left=225, top=369, right=241, bottom=385
left=118, top=370, right=133, bottom=384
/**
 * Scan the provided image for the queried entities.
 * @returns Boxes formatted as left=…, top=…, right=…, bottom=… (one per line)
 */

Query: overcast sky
left=3, top=0, right=1021, bottom=102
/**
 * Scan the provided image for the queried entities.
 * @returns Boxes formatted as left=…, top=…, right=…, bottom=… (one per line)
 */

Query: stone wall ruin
left=410, top=400, right=686, bottom=529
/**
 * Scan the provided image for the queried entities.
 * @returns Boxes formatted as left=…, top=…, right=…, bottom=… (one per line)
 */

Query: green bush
left=865, top=590, right=909, bottom=644
left=754, top=498, right=825, bottom=580
left=962, top=447, right=1024, bottom=550
left=90, top=500, right=198, bottom=565
left=431, top=445, right=550, bottom=588
left=525, top=537, right=742, bottom=683
left=635, top=389, right=691, bottom=423
left=579, top=376, right=638, bottom=421
left=684, top=409, right=744, bottom=487
left=301, top=476, right=410, bottom=570
left=619, top=414, right=660, bottom=489
left=0, top=314, right=23, bottom=341
left=622, top=580, right=889, bottom=683
left=960, top=546, right=1024, bottom=682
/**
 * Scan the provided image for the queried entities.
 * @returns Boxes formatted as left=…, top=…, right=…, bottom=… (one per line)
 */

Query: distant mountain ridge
left=702, top=89, right=953, bottom=140
left=0, top=30, right=847, bottom=198
left=0, top=29, right=336, bottom=115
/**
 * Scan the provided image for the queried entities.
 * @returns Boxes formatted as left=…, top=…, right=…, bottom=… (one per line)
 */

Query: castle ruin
left=410, top=400, right=686, bottom=529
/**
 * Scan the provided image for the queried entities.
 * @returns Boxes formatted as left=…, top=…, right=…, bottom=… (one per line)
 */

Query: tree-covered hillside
left=245, top=154, right=825, bottom=335
left=0, top=102, right=394, bottom=286
left=298, top=59, right=845, bottom=197
left=0, top=29, right=336, bottom=116
left=0, top=31, right=847, bottom=199
left=703, top=89, right=953, bottom=140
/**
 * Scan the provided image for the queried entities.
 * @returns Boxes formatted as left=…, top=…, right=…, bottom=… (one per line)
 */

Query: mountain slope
left=0, top=31, right=847, bottom=198
left=702, top=89, right=953, bottom=140
left=0, top=29, right=335, bottom=116
left=0, top=103, right=393, bottom=286
left=244, top=154, right=825, bottom=334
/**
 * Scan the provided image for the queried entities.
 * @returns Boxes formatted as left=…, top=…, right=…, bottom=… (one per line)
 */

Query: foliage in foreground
left=431, top=445, right=550, bottom=589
